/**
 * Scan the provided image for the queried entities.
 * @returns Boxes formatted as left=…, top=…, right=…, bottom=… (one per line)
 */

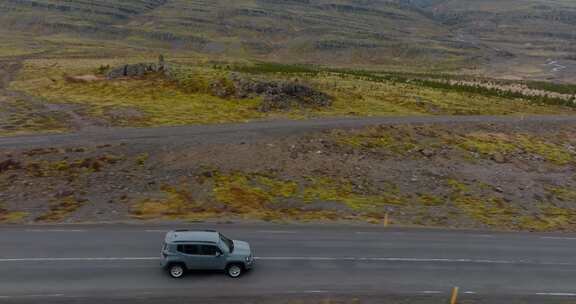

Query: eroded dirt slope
left=1, top=120, right=575, bottom=232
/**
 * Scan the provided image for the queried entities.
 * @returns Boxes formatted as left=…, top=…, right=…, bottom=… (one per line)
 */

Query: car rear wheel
left=226, top=264, right=243, bottom=278
left=168, top=264, right=185, bottom=279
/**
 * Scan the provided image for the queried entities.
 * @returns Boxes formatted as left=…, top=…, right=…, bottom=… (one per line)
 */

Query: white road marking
left=540, top=237, right=576, bottom=241
left=353, top=231, right=407, bottom=235
left=0, top=256, right=573, bottom=266
left=536, top=293, right=576, bottom=297
left=254, top=257, right=573, bottom=265
left=470, top=234, right=494, bottom=238
left=145, top=230, right=167, bottom=233
left=0, top=294, right=64, bottom=299
left=25, top=229, right=85, bottom=232
left=257, top=230, right=298, bottom=234
left=464, top=291, right=477, bottom=294
left=304, top=290, right=329, bottom=293
left=0, top=257, right=159, bottom=262
left=420, top=291, right=443, bottom=294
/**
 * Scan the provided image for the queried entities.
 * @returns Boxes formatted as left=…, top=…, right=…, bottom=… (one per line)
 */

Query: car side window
left=199, top=245, right=220, bottom=256
left=177, top=244, right=201, bottom=255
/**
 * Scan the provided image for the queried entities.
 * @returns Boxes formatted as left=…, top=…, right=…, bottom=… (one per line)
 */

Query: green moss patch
left=131, top=186, right=213, bottom=221
left=131, top=172, right=404, bottom=223
left=330, top=124, right=576, bottom=166
left=457, top=132, right=575, bottom=165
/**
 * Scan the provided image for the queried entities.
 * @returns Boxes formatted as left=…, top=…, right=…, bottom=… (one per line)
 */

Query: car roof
left=165, top=230, right=220, bottom=244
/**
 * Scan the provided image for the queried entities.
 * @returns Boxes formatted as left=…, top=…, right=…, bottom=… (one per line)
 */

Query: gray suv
left=160, top=230, right=255, bottom=278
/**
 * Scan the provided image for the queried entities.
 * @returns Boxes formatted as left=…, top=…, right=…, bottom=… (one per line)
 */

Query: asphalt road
left=2, top=115, right=576, bottom=149
left=1, top=224, right=576, bottom=303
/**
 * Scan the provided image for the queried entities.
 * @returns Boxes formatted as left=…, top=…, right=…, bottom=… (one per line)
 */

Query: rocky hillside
left=2, top=0, right=576, bottom=75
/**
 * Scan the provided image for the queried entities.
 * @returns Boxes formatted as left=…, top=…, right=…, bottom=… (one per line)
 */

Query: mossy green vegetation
left=332, top=127, right=418, bottom=154
left=232, top=63, right=320, bottom=76
left=131, top=186, right=214, bottom=221
left=547, top=187, right=576, bottom=202
left=6, top=57, right=575, bottom=134
left=0, top=96, right=69, bottom=136
left=135, top=153, right=149, bottom=166
left=237, top=63, right=576, bottom=109
left=130, top=170, right=576, bottom=231
left=452, top=196, right=520, bottom=229
left=212, top=173, right=397, bottom=217
left=417, top=194, right=444, bottom=206
left=24, top=155, right=122, bottom=178
left=333, top=125, right=576, bottom=166
left=213, top=173, right=277, bottom=214
left=518, top=204, right=576, bottom=231
left=0, top=203, right=28, bottom=223
left=300, top=176, right=405, bottom=211
left=0, top=30, right=49, bottom=57
left=457, top=132, right=575, bottom=165
left=132, top=172, right=403, bottom=223
left=32, top=76, right=264, bottom=126
left=322, top=124, right=576, bottom=230
left=516, top=136, right=575, bottom=165
left=443, top=178, right=576, bottom=231
left=458, top=133, right=517, bottom=156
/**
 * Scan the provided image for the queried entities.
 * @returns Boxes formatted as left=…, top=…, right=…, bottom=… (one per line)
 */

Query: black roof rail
left=173, top=240, right=217, bottom=244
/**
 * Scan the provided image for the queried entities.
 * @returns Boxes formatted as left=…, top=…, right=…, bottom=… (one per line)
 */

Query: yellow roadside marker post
left=384, top=213, right=390, bottom=227
left=450, top=286, right=460, bottom=304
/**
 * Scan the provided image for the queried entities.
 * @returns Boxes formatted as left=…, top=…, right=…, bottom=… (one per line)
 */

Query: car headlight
left=245, top=256, right=253, bottom=262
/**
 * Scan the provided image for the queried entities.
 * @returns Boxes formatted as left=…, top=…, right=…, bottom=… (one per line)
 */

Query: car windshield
left=219, top=233, right=234, bottom=253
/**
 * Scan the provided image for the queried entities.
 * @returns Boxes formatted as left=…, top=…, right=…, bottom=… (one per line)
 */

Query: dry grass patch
left=0, top=96, right=70, bottom=136
left=0, top=204, right=28, bottom=223
left=131, top=186, right=214, bottom=221
left=35, top=197, right=86, bottom=222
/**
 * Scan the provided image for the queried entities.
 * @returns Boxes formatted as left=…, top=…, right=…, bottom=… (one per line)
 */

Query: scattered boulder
left=491, top=152, right=506, bottom=163
left=107, top=63, right=163, bottom=80
left=228, top=75, right=332, bottom=112
left=419, top=148, right=436, bottom=158
left=258, top=82, right=332, bottom=112
left=105, top=60, right=332, bottom=112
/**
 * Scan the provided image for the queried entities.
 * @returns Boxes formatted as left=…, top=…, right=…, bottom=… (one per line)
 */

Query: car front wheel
left=168, top=264, right=186, bottom=279
left=226, top=264, right=243, bottom=278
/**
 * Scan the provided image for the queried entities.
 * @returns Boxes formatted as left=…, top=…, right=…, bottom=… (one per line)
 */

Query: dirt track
left=0, top=61, right=21, bottom=91
left=1, top=114, right=576, bottom=149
